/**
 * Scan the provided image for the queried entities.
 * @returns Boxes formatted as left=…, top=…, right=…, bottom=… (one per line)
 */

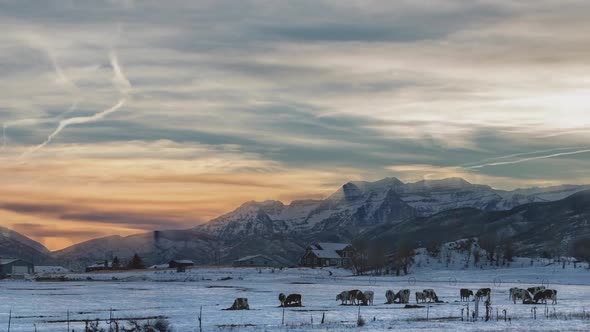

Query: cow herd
left=509, top=286, right=558, bottom=305
left=277, top=286, right=558, bottom=308
left=335, top=290, right=375, bottom=305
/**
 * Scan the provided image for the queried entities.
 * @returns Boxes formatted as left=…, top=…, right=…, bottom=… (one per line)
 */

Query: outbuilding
left=168, top=259, right=194, bottom=272
left=0, top=258, right=34, bottom=278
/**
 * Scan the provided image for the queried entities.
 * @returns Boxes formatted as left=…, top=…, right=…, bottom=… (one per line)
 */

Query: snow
left=2, top=264, right=590, bottom=332
left=34, top=266, right=70, bottom=274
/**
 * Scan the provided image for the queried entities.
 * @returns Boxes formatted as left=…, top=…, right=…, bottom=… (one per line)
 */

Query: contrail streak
left=465, top=148, right=590, bottom=169
left=21, top=50, right=131, bottom=158
left=109, top=50, right=132, bottom=95
left=20, top=99, right=126, bottom=158
left=2, top=101, right=81, bottom=150
left=461, top=147, right=584, bottom=167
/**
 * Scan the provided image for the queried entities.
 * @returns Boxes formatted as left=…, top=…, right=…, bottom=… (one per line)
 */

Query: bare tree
left=368, top=240, right=387, bottom=275
left=572, top=237, right=590, bottom=268
left=479, top=235, right=497, bottom=264
left=392, top=242, right=415, bottom=275
left=351, top=238, right=369, bottom=275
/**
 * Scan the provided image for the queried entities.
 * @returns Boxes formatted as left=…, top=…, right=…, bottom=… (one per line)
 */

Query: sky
left=1, top=0, right=590, bottom=250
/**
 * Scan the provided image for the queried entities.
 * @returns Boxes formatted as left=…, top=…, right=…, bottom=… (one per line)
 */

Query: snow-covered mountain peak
left=402, top=177, right=490, bottom=192
left=195, top=177, right=590, bottom=241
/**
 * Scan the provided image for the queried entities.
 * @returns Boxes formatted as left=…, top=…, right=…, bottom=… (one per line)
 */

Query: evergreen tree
left=127, top=253, right=145, bottom=270
left=112, top=256, right=121, bottom=269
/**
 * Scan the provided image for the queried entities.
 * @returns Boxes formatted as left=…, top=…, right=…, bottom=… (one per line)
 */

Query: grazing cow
left=394, top=289, right=411, bottom=304
left=460, top=289, right=474, bottom=302
left=336, top=291, right=349, bottom=305
left=423, top=289, right=438, bottom=303
left=522, top=290, right=534, bottom=304
left=278, top=293, right=286, bottom=306
left=356, top=291, right=369, bottom=306
left=534, top=289, right=557, bottom=305
left=416, top=291, right=427, bottom=303
left=285, top=294, right=303, bottom=307
left=527, top=286, right=546, bottom=296
left=385, top=290, right=396, bottom=304
left=509, top=287, right=519, bottom=300
left=363, top=291, right=374, bottom=306
left=475, top=288, right=491, bottom=300
left=510, top=288, right=530, bottom=304
left=348, top=289, right=362, bottom=305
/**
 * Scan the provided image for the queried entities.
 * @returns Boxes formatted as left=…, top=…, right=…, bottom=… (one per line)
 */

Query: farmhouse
left=0, top=258, right=34, bottom=278
left=300, top=242, right=354, bottom=267
left=233, top=255, right=279, bottom=267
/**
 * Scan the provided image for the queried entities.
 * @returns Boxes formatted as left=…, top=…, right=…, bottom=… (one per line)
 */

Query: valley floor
left=1, top=264, right=590, bottom=331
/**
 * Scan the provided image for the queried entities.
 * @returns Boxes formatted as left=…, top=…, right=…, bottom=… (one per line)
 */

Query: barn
left=233, top=255, right=279, bottom=267
left=168, top=259, right=194, bottom=272
left=0, top=258, right=34, bottom=278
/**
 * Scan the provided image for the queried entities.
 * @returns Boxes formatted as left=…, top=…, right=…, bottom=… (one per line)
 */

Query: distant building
left=300, top=242, right=354, bottom=268
left=85, top=261, right=112, bottom=273
left=233, top=255, right=279, bottom=267
left=148, top=263, right=170, bottom=270
left=35, top=266, right=70, bottom=274
left=0, top=258, right=34, bottom=278
left=168, top=259, right=194, bottom=272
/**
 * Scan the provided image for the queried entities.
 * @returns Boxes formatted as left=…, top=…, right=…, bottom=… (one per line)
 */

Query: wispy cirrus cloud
left=2, top=0, right=590, bottom=249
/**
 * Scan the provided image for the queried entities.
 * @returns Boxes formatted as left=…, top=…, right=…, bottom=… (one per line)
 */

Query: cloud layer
left=1, top=0, right=590, bottom=249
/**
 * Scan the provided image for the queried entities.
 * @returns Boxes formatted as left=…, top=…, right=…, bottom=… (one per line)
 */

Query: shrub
left=357, top=316, right=365, bottom=327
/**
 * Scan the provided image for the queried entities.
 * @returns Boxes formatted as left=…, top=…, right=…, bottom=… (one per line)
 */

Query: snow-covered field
left=2, top=265, right=590, bottom=332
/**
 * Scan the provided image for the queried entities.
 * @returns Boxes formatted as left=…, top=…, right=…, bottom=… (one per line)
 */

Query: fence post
left=198, top=306, right=203, bottom=332
left=67, top=310, right=70, bottom=332
left=7, top=308, right=12, bottom=332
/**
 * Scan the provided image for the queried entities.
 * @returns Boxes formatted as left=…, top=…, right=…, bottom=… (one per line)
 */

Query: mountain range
left=1, top=177, right=590, bottom=269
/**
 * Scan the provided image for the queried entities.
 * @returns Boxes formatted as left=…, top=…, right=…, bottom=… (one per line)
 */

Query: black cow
left=534, top=289, right=557, bottom=305
left=527, top=286, right=546, bottom=296
left=285, top=294, right=302, bottom=307
left=356, top=291, right=369, bottom=306
left=460, top=289, right=474, bottom=302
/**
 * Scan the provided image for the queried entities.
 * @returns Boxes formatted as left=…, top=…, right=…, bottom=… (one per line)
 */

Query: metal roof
left=169, top=259, right=194, bottom=264
left=234, top=255, right=275, bottom=262
left=0, top=258, right=20, bottom=265
left=316, top=242, right=350, bottom=251
left=310, top=249, right=342, bottom=259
